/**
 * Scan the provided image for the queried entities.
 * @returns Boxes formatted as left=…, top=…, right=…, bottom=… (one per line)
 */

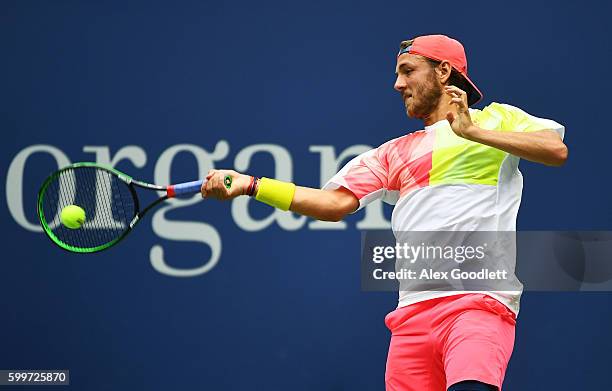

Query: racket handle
left=167, top=179, right=205, bottom=197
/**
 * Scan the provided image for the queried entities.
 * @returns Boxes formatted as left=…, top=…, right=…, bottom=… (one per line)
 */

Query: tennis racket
left=37, top=162, right=232, bottom=253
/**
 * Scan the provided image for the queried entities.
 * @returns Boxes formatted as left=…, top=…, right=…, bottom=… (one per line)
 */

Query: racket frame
left=37, top=162, right=198, bottom=254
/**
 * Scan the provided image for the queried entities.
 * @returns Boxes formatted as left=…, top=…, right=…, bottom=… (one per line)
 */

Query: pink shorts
left=384, top=293, right=516, bottom=391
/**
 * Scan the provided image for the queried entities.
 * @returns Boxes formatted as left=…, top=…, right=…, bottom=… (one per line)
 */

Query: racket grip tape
left=167, top=179, right=205, bottom=197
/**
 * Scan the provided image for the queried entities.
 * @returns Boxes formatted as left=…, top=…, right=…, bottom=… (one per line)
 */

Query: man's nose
left=394, top=75, right=406, bottom=92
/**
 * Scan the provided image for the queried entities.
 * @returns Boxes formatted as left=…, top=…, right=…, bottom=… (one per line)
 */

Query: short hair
left=399, top=39, right=414, bottom=52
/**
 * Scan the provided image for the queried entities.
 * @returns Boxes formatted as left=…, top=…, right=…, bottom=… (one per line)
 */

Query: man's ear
left=436, top=60, right=453, bottom=84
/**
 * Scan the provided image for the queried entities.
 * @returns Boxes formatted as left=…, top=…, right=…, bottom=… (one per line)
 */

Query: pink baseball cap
left=398, top=34, right=483, bottom=106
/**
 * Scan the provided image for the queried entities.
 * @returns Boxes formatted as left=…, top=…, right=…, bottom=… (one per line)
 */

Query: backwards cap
left=398, top=34, right=482, bottom=106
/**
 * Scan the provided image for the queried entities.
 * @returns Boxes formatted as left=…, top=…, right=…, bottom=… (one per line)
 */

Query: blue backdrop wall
left=2, top=1, right=611, bottom=390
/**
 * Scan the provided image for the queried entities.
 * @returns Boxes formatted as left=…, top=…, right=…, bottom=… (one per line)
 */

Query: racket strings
left=40, top=167, right=136, bottom=250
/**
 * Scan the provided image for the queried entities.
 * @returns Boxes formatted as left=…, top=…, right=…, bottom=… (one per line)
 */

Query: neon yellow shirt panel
left=429, top=125, right=507, bottom=186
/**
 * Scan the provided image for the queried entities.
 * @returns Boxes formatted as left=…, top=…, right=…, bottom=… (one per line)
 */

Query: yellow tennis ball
left=60, top=205, right=86, bottom=229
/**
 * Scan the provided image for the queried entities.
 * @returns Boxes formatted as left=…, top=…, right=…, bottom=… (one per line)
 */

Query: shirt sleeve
left=322, top=147, right=389, bottom=212
left=472, top=102, right=565, bottom=140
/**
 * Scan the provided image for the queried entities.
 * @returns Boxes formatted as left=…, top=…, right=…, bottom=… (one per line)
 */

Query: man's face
left=394, top=54, right=442, bottom=119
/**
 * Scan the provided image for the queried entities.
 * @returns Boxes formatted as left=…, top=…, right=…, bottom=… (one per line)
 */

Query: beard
left=404, top=71, right=442, bottom=119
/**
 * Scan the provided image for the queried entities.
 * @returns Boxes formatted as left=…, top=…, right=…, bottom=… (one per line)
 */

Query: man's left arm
left=460, top=127, right=567, bottom=166
left=444, top=85, right=568, bottom=166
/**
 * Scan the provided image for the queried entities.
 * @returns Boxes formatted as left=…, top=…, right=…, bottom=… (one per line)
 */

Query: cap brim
left=460, top=72, right=483, bottom=107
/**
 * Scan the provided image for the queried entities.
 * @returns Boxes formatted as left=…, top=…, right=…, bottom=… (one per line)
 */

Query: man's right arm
left=201, top=169, right=359, bottom=222
left=289, top=185, right=359, bottom=222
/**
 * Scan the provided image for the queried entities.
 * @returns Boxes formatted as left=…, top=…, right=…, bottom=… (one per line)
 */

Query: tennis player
left=201, top=34, right=567, bottom=391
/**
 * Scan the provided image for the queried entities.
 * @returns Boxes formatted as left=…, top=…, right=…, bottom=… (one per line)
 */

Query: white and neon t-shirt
left=324, top=103, right=565, bottom=315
